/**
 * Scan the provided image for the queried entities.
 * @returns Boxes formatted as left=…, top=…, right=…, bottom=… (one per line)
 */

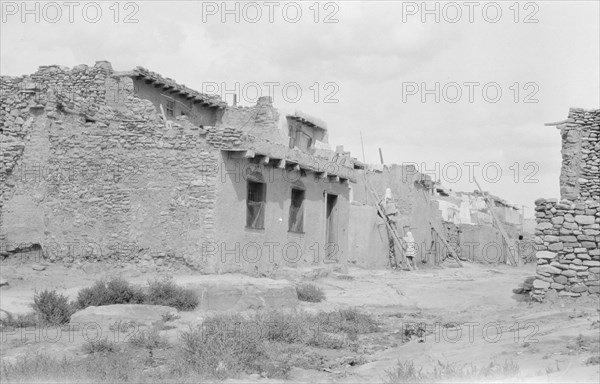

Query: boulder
left=177, top=274, right=299, bottom=311
left=70, top=304, right=178, bottom=330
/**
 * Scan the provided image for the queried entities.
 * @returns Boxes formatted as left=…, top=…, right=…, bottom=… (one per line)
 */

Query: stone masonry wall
left=531, top=108, right=600, bottom=300
left=0, top=62, right=242, bottom=271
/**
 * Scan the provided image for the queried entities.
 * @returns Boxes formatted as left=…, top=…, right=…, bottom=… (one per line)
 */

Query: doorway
left=325, top=194, right=338, bottom=257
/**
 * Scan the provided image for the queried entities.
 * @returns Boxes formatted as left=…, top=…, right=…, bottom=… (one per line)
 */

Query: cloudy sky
left=2, top=0, right=599, bottom=216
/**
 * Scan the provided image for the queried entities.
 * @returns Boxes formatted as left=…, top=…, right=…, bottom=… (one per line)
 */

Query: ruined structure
left=531, top=108, right=600, bottom=300
left=1, top=61, right=356, bottom=274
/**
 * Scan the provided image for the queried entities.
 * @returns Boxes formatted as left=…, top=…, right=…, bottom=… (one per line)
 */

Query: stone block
left=550, top=283, right=565, bottom=290
left=570, top=283, right=588, bottom=293
left=561, top=269, right=577, bottom=277
left=548, top=243, right=564, bottom=251
left=553, top=275, right=568, bottom=284
left=536, top=251, right=557, bottom=260
left=532, top=279, right=550, bottom=289
left=538, top=265, right=561, bottom=275
left=583, top=260, right=600, bottom=267
left=575, top=215, right=596, bottom=225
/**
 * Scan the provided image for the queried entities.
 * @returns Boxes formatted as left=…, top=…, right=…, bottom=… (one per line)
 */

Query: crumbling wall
left=219, top=96, right=288, bottom=144
left=531, top=108, right=600, bottom=300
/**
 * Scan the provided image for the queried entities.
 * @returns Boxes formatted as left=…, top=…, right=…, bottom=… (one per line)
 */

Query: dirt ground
left=1, top=258, right=599, bottom=383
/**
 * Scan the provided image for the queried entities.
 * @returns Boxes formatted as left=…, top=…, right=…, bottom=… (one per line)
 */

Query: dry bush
left=179, top=313, right=265, bottom=379
left=296, top=283, right=325, bottom=303
left=145, top=278, right=199, bottom=311
left=32, top=290, right=74, bottom=325
left=75, top=278, right=145, bottom=310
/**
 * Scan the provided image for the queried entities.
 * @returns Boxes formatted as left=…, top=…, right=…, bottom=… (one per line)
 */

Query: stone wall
left=531, top=108, right=600, bottom=300
left=1, top=61, right=355, bottom=274
left=0, top=62, right=232, bottom=270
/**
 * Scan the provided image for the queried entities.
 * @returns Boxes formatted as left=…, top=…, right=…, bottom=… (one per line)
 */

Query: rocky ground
left=1, top=257, right=599, bottom=383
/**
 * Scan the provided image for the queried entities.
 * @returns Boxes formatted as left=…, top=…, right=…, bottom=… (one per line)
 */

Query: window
left=296, top=131, right=312, bottom=152
left=289, top=188, right=305, bottom=233
left=166, top=99, right=175, bottom=117
left=246, top=181, right=266, bottom=229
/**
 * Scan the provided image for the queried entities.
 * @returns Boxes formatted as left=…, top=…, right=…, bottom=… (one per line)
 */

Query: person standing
left=403, top=231, right=417, bottom=270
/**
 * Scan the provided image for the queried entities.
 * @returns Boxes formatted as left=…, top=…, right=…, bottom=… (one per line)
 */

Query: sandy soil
left=1, top=258, right=599, bottom=383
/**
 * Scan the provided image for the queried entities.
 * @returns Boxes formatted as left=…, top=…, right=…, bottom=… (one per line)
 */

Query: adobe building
left=530, top=108, right=600, bottom=300
left=0, top=61, right=356, bottom=274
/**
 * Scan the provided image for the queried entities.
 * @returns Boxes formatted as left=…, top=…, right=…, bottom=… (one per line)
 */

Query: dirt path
left=1, top=260, right=598, bottom=383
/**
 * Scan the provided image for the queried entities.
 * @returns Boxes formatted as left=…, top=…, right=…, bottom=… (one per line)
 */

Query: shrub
left=296, top=283, right=325, bottom=303
left=0, top=312, right=39, bottom=328
left=32, top=290, right=74, bottom=325
left=83, top=338, right=116, bottom=354
left=146, top=278, right=199, bottom=311
left=180, top=313, right=265, bottom=379
left=75, top=278, right=145, bottom=310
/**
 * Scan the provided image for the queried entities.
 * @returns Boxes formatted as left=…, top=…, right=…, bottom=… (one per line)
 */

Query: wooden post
left=473, top=177, right=518, bottom=266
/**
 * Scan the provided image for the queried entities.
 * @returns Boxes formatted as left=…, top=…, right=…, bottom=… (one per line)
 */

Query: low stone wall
left=531, top=198, right=600, bottom=300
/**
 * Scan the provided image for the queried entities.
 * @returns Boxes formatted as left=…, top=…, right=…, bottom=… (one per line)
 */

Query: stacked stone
left=556, top=108, right=600, bottom=201
left=530, top=108, right=600, bottom=301
left=531, top=199, right=600, bottom=300
left=0, top=61, right=228, bottom=271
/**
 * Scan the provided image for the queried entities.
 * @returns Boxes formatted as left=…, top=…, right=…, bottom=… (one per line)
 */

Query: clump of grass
left=1, top=351, right=156, bottom=383
left=129, top=327, right=169, bottom=350
left=75, top=277, right=145, bottom=310
left=296, top=283, right=325, bottom=303
left=83, top=338, right=116, bottom=354
left=385, top=360, right=520, bottom=383
left=145, top=278, right=199, bottom=311
left=162, top=312, right=180, bottom=322
left=0, top=312, right=39, bottom=328
left=32, top=289, right=74, bottom=325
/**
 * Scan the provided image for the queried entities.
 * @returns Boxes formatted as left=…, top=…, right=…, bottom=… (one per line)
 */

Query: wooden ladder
left=364, top=175, right=411, bottom=270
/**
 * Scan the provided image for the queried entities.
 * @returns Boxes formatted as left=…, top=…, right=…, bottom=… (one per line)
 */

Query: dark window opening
left=166, top=99, right=175, bottom=117
left=247, top=181, right=266, bottom=229
left=289, top=188, right=305, bottom=233
left=518, top=235, right=524, bottom=240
